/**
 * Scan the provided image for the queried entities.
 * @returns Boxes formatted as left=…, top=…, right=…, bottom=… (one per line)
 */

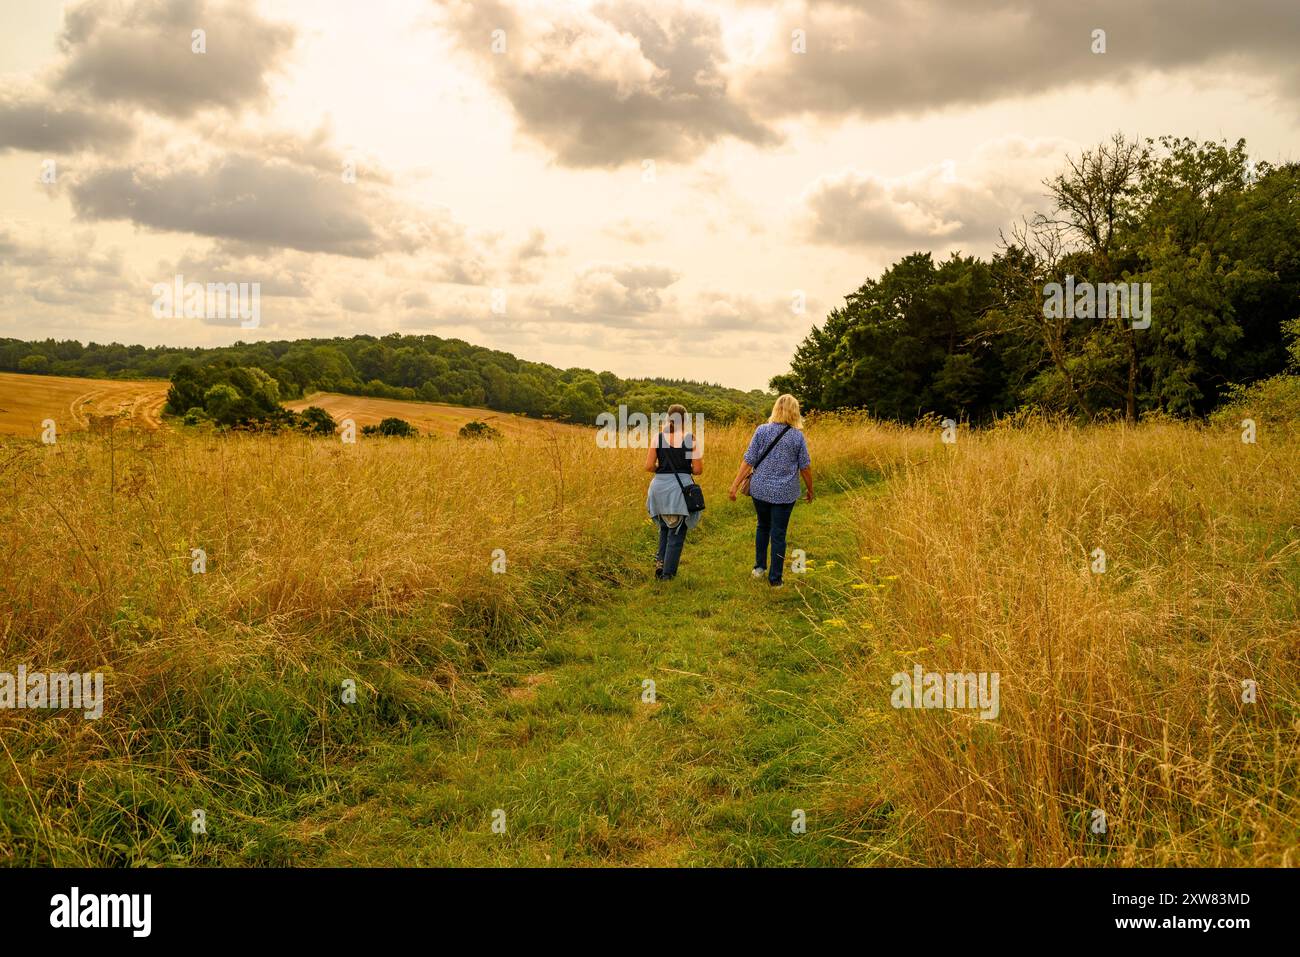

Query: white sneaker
left=752, top=567, right=766, bottom=578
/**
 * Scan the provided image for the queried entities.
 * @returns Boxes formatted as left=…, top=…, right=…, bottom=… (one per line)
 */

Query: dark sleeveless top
left=654, top=433, right=695, bottom=474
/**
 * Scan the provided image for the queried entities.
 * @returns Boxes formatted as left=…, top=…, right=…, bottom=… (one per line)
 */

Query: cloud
left=0, top=88, right=133, bottom=153
left=439, top=0, right=777, bottom=167
left=602, top=218, right=667, bottom=245
left=340, top=290, right=374, bottom=313
left=686, top=289, right=803, bottom=333
left=572, top=260, right=680, bottom=316
left=195, top=119, right=395, bottom=186
left=438, top=0, right=1300, bottom=166
left=55, top=0, right=295, bottom=117
left=525, top=259, right=681, bottom=329
left=0, top=223, right=136, bottom=312
left=801, top=136, right=1071, bottom=248
left=429, top=256, right=491, bottom=286
left=158, top=244, right=317, bottom=299
left=525, top=263, right=800, bottom=351
left=738, top=0, right=1300, bottom=121
left=509, top=227, right=552, bottom=281
left=65, top=153, right=444, bottom=257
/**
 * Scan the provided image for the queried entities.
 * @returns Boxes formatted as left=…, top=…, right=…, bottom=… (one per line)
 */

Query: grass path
left=305, top=476, right=897, bottom=866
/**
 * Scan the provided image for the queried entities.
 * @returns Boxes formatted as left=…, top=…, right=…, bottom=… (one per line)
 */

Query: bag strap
left=656, top=433, right=693, bottom=474
left=751, top=424, right=793, bottom=472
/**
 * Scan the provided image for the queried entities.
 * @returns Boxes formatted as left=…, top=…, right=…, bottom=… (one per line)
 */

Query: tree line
left=1, top=333, right=773, bottom=427
left=772, top=135, right=1300, bottom=423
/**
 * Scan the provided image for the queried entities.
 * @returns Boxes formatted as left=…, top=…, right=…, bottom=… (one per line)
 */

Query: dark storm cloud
left=439, top=0, right=778, bottom=167
left=55, top=0, right=295, bottom=117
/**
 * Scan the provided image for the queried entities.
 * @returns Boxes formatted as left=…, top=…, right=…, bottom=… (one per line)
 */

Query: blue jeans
left=753, top=498, right=795, bottom=584
left=655, top=516, right=689, bottom=579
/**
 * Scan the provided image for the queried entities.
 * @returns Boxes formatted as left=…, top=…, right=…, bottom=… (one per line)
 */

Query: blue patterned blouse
left=743, top=423, right=810, bottom=504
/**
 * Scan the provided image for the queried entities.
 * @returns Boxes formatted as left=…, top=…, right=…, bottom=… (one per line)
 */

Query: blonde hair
left=768, top=394, right=803, bottom=428
left=664, top=403, right=689, bottom=434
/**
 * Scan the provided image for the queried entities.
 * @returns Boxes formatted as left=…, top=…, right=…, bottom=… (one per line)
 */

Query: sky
left=1, top=0, right=1298, bottom=391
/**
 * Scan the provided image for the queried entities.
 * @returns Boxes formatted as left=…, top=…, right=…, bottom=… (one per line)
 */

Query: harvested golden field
left=0, top=373, right=169, bottom=437
left=283, top=392, right=578, bottom=438
left=0, top=375, right=573, bottom=441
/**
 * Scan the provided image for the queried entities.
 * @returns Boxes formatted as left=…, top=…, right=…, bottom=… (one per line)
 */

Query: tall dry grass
left=0, top=424, right=660, bottom=863
left=844, top=419, right=1300, bottom=865
left=0, top=416, right=889, bottom=864
left=10, top=413, right=1284, bottom=866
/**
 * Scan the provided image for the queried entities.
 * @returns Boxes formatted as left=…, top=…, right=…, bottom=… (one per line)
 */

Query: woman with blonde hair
left=728, top=394, right=812, bottom=588
left=644, top=403, right=703, bottom=580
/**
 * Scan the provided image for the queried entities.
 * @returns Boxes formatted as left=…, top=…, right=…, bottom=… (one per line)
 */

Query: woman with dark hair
left=644, top=404, right=702, bottom=580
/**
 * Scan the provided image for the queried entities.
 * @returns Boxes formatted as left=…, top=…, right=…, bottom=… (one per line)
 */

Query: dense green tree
left=776, top=134, right=1300, bottom=423
left=297, top=406, right=337, bottom=435
left=362, top=417, right=417, bottom=437
left=556, top=376, right=605, bottom=423
left=774, top=253, right=1006, bottom=421
left=458, top=421, right=502, bottom=439
left=202, top=383, right=243, bottom=426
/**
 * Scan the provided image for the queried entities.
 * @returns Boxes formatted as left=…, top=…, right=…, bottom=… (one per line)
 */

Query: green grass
left=271, top=476, right=899, bottom=866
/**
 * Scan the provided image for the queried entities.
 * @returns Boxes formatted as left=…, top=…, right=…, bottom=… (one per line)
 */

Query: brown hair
left=664, top=403, right=688, bottom=434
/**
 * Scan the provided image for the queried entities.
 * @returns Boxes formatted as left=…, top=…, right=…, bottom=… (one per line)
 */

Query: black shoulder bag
left=741, top=424, right=792, bottom=497
left=658, top=435, right=705, bottom=513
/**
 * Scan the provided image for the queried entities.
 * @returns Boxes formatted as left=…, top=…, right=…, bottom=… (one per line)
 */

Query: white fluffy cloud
left=801, top=137, right=1073, bottom=249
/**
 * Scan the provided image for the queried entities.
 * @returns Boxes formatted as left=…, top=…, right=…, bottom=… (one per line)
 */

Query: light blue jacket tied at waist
left=646, top=434, right=702, bottom=531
